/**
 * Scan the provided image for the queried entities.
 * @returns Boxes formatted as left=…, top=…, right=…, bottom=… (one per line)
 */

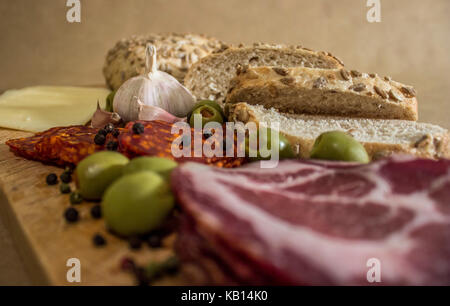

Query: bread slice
left=226, top=66, right=418, bottom=121
left=184, top=43, right=344, bottom=104
left=228, top=103, right=449, bottom=160
left=103, top=33, right=227, bottom=90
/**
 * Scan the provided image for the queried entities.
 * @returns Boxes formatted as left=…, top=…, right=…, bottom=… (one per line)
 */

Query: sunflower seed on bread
left=184, top=44, right=344, bottom=104
left=226, top=66, right=418, bottom=121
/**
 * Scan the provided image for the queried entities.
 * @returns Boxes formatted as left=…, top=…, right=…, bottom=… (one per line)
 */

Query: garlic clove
left=138, top=104, right=185, bottom=123
left=91, top=101, right=122, bottom=128
left=143, top=70, right=195, bottom=117
left=133, top=97, right=185, bottom=123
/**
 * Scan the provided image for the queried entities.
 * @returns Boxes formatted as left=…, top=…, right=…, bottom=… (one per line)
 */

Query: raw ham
left=172, top=156, right=450, bottom=285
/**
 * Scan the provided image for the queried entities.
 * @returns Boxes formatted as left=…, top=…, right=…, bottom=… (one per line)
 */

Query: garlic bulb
left=113, top=44, right=196, bottom=122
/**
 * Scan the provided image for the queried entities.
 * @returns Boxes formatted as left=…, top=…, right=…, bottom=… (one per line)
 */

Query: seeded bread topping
left=103, top=33, right=226, bottom=90
left=184, top=44, right=344, bottom=104
left=226, top=66, right=419, bottom=121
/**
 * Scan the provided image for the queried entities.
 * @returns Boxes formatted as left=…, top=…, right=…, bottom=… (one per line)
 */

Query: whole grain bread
left=226, top=67, right=418, bottom=121
left=228, top=103, right=449, bottom=160
left=184, top=43, right=344, bottom=104
left=103, top=33, right=227, bottom=90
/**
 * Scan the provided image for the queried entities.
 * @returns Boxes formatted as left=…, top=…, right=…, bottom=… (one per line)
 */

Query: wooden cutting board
left=0, top=128, right=184, bottom=285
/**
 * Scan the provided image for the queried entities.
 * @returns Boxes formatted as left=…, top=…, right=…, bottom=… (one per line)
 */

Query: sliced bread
left=225, top=67, right=418, bottom=121
left=228, top=103, right=449, bottom=159
left=184, top=43, right=344, bottom=104
left=103, top=33, right=227, bottom=90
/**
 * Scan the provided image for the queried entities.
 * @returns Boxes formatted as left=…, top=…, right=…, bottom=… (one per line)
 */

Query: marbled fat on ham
left=172, top=156, right=450, bottom=285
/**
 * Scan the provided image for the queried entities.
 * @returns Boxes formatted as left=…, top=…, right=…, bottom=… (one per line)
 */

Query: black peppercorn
left=64, top=207, right=79, bottom=223
left=69, top=192, right=83, bottom=205
left=106, top=140, right=118, bottom=151
left=147, top=234, right=162, bottom=248
left=129, top=237, right=142, bottom=250
left=104, top=123, right=115, bottom=133
left=98, top=129, right=108, bottom=136
left=94, top=133, right=106, bottom=145
left=64, top=166, right=74, bottom=174
left=60, top=183, right=71, bottom=194
left=112, top=129, right=120, bottom=138
left=46, top=173, right=58, bottom=185
left=203, top=132, right=213, bottom=139
left=90, top=204, right=102, bottom=219
left=60, top=171, right=72, bottom=183
left=93, top=234, right=106, bottom=247
left=132, top=122, right=145, bottom=134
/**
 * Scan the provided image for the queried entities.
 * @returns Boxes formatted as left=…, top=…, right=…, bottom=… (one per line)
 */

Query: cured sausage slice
left=119, top=120, right=245, bottom=168
left=7, top=120, right=245, bottom=168
left=6, top=126, right=119, bottom=166
left=6, top=127, right=66, bottom=163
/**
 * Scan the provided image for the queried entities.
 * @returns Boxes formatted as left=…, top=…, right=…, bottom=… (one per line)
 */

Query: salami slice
left=6, top=125, right=122, bottom=166
left=35, top=126, right=120, bottom=165
left=119, top=120, right=245, bottom=168
left=7, top=120, right=245, bottom=168
left=6, top=127, right=64, bottom=163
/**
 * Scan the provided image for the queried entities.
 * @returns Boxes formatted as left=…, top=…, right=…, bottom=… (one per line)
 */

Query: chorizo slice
left=119, top=120, right=246, bottom=168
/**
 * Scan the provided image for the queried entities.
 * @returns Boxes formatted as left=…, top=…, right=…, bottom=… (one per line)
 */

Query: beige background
left=0, top=0, right=449, bottom=285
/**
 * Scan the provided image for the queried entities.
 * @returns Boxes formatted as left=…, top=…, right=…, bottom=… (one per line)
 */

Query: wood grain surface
left=0, top=128, right=184, bottom=285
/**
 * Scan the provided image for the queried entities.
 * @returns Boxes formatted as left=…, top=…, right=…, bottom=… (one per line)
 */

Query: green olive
left=102, top=172, right=175, bottom=236
left=189, top=104, right=224, bottom=128
left=310, top=131, right=370, bottom=163
left=105, top=91, right=116, bottom=112
left=245, top=127, right=295, bottom=160
left=187, top=100, right=225, bottom=124
left=122, top=157, right=178, bottom=179
left=75, top=151, right=129, bottom=200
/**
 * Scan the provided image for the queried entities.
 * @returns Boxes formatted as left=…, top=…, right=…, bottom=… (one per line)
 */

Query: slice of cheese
left=0, top=86, right=111, bottom=132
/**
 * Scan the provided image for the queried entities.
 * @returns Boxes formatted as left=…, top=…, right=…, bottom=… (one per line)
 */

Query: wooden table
left=0, top=128, right=183, bottom=285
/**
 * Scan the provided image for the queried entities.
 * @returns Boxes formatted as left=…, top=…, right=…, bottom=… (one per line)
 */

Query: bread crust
left=228, top=103, right=449, bottom=160
left=226, top=67, right=418, bottom=121
left=184, top=44, right=344, bottom=104
left=103, top=33, right=226, bottom=90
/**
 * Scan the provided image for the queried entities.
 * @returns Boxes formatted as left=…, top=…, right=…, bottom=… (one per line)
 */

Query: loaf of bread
left=184, top=43, right=344, bottom=104
left=228, top=103, right=449, bottom=159
left=225, top=66, right=418, bottom=121
left=103, top=33, right=227, bottom=90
